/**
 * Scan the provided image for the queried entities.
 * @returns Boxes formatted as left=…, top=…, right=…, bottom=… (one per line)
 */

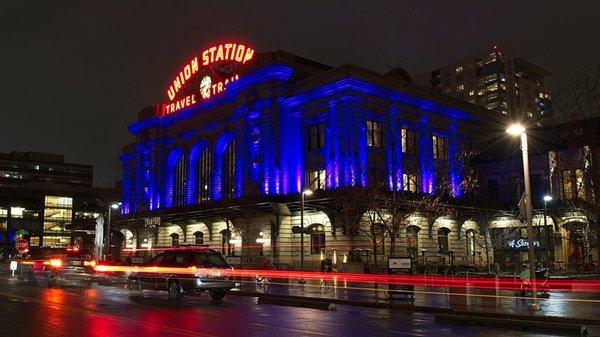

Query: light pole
left=105, top=202, right=121, bottom=260
left=543, top=195, right=552, bottom=265
left=300, top=189, right=313, bottom=270
left=506, top=123, right=537, bottom=307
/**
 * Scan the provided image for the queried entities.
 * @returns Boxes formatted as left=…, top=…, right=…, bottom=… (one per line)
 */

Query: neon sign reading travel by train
left=163, top=42, right=255, bottom=116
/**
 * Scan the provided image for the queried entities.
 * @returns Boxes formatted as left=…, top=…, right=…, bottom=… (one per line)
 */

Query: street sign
left=15, top=238, right=29, bottom=254
left=388, top=256, right=414, bottom=301
left=388, top=258, right=411, bottom=269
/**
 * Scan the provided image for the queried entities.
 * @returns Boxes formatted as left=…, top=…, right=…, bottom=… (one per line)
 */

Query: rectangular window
left=44, top=196, right=73, bottom=208
left=401, top=128, right=416, bottom=154
left=575, top=169, right=585, bottom=200
left=308, top=169, right=326, bottom=191
left=43, top=208, right=72, bottom=221
left=403, top=173, right=420, bottom=193
left=10, top=207, right=24, bottom=218
left=366, top=120, right=382, bottom=148
left=42, top=236, right=70, bottom=246
left=562, top=170, right=573, bottom=200
left=432, top=135, right=447, bottom=160
left=308, top=123, right=325, bottom=151
left=310, top=232, right=326, bottom=254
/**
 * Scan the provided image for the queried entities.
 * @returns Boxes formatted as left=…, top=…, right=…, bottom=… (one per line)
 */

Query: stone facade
left=117, top=48, right=596, bottom=272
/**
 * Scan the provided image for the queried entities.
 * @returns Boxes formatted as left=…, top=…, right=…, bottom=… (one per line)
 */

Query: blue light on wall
left=212, top=132, right=236, bottom=201
left=386, top=108, right=403, bottom=191
left=123, top=62, right=474, bottom=214
left=187, top=140, right=209, bottom=205
left=278, top=102, right=302, bottom=194
left=419, top=116, right=434, bottom=194
left=448, top=123, right=463, bottom=198
left=163, top=147, right=185, bottom=208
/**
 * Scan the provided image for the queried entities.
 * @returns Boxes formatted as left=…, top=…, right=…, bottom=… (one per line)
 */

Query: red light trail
left=89, top=264, right=600, bottom=294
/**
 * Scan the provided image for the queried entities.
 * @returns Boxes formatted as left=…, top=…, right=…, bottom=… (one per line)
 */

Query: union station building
left=116, top=42, right=597, bottom=272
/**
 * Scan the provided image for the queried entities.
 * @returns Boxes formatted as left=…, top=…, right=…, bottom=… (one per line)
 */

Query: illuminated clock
left=200, top=75, right=212, bottom=99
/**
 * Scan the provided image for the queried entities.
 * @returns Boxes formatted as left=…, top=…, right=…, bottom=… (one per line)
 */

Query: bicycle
left=255, top=275, right=269, bottom=293
left=319, top=277, right=332, bottom=293
left=289, top=278, right=306, bottom=291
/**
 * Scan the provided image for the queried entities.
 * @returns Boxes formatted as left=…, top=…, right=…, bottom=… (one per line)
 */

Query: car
left=27, top=246, right=97, bottom=288
left=126, top=248, right=235, bottom=302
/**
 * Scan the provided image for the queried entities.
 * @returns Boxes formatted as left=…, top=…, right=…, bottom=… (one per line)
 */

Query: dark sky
left=1, top=1, right=599, bottom=187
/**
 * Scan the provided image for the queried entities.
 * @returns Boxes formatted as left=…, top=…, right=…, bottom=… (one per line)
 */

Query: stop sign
left=15, top=238, right=29, bottom=254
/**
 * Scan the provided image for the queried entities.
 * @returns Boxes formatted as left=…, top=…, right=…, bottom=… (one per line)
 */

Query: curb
left=435, top=313, right=588, bottom=336
left=257, top=296, right=336, bottom=310
left=230, top=290, right=600, bottom=327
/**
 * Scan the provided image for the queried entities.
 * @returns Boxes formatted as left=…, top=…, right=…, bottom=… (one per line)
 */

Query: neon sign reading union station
left=163, top=42, right=255, bottom=116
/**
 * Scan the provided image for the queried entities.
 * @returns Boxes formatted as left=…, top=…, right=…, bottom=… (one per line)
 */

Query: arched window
left=406, top=225, right=420, bottom=256
left=173, top=154, right=187, bottom=207
left=310, top=224, right=326, bottom=254
left=194, top=231, right=204, bottom=245
left=437, top=227, right=451, bottom=253
left=197, top=148, right=212, bottom=203
left=466, top=229, right=476, bottom=262
left=222, top=141, right=236, bottom=199
left=170, top=233, right=179, bottom=247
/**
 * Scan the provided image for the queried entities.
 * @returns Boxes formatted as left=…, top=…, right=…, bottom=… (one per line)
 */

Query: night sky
left=1, top=1, right=599, bottom=187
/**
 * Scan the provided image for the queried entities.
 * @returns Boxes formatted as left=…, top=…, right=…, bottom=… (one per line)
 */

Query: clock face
left=200, top=75, right=212, bottom=99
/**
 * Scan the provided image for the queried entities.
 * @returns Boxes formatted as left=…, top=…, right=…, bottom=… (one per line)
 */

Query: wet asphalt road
left=0, top=277, right=588, bottom=337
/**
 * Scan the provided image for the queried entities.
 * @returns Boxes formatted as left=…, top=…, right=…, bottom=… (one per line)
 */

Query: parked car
left=127, top=248, right=235, bottom=302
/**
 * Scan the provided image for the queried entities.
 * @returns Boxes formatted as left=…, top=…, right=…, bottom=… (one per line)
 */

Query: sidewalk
left=233, top=277, right=600, bottom=324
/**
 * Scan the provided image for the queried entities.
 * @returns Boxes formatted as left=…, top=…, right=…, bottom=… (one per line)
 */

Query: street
left=0, top=275, right=594, bottom=337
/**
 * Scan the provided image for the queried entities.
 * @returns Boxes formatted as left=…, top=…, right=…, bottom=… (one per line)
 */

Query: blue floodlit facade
left=120, top=51, right=486, bottom=216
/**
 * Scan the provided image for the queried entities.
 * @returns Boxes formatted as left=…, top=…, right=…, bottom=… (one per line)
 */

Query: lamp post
left=300, top=189, right=313, bottom=270
left=543, top=195, right=552, bottom=265
left=105, top=202, right=121, bottom=260
left=506, top=123, right=537, bottom=308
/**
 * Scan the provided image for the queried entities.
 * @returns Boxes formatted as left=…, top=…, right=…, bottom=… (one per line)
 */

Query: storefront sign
left=163, top=42, right=255, bottom=116
left=144, top=217, right=160, bottom=227
left=507, top=238, right=541, bottom=250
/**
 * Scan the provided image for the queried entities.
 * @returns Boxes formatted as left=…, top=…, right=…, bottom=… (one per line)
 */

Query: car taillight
left=94, top=264, right=107, bottom=272
left=49, top=259, right=62, bottom=267
left=84, top=260, right=96, bottom=267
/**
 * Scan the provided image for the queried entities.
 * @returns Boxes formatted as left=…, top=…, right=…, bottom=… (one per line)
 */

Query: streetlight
left=506, top=123, right=537, bottom=307
left=543, top=195, right=552, bottom=265
left=105, top=202, right=121, bottom=260
left=300, top=189, right=313, bottom=270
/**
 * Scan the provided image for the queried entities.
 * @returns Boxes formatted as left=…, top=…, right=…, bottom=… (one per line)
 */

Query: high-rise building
left=0, top=151, right=118, bottom=250
left=418, top=46, right=551, bottom=118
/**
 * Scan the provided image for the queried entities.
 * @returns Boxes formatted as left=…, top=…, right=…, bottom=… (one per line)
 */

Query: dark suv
left=126, top=248, right=235, bottom=302
left=27, top=246, right=96, bottom=287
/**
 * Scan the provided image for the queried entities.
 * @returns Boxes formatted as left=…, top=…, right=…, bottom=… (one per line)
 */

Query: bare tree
left=548, top=63, right=600, bottom=269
